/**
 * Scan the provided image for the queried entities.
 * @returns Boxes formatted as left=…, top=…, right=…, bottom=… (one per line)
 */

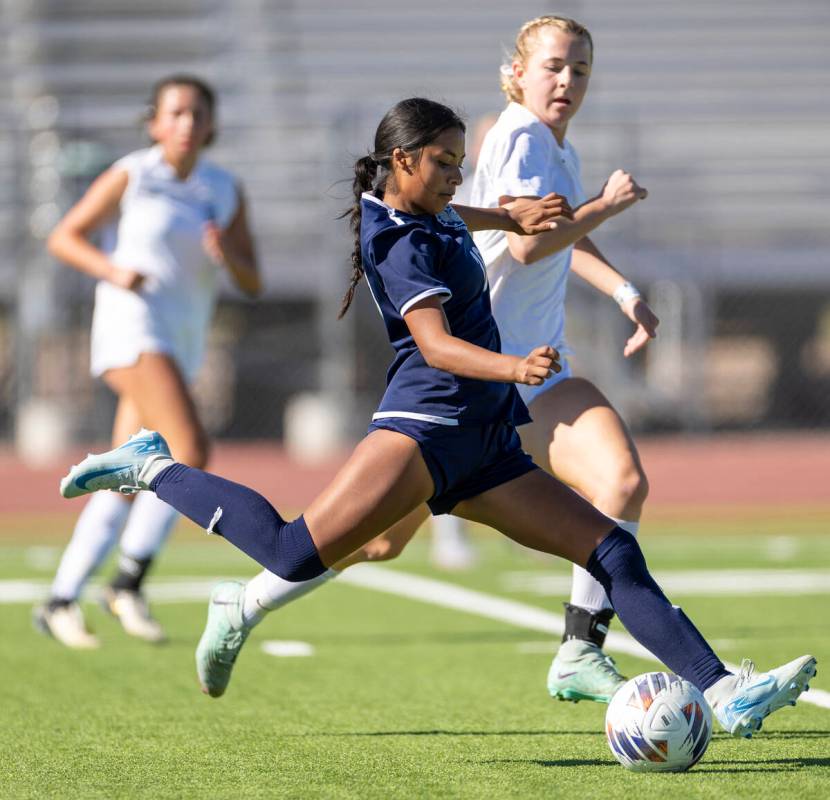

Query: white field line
left=500, top=569, right=830, bottom=597
left=0, top=578, right=237, bottom=604
left=5, top=566, right=828, bottom=710
left=7, top=569, right=828, bottom=604
left=261, top=640, right=315, bottom=657
left=338, top=565, right=830, bottom=712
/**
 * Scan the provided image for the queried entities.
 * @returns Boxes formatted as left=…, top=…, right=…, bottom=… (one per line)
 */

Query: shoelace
left=736, top=658, right=756, bottom=687
left=211, top=601, right=248, bottom=664
left=599, top=654, right=624, bottom=678
left=216, top=630, right=248, bottom=664
left=580, top=649, right=623, bottom=679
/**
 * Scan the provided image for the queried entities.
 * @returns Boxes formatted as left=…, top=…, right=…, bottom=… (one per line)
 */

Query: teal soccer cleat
left=196, top=581, right=253, bottom=698
left=60, top=429, right=172, bottom=499
left=547, top=639, right=627, bottom=703
left=710, top=655, right=817, bottom=738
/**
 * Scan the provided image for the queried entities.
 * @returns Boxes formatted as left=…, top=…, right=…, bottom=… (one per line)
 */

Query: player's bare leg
left=102, top=354, right=209, bottom=641
left=193, top=502, right=430, bottom=697
left=523, top=378, right=647, bottom=702
left=453, top=469, right=815, bottom=735
left=192, top=430, right=434, bottom=695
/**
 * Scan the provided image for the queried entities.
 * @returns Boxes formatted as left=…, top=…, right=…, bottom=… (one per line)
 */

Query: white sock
left=241, top=568, right=338, bottom=627
left=569, top=517, right=639, bottom=613
left=51, top=492, right=131, bottom=601
left=703, top=673, right=738, bottom=709
left=431, top=514, right=468, bottom=545
left=430, top=514, right=476, bottom=570
left=139, top=455, right=175, bottom=486
left=118, top=492, right=179, bottom=560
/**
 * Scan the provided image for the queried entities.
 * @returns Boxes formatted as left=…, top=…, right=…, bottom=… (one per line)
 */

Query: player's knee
left=613, top=462, right=649, bottom=509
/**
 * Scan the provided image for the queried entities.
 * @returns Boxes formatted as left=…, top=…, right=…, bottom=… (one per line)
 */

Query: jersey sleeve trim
left=400, top=287, right=452, bottom=316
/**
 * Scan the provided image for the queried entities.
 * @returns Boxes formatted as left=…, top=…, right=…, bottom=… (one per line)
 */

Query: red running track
left=1, top=433, right=827, bottom=517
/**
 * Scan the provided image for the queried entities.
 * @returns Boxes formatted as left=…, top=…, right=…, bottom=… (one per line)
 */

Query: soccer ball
left=605, top=672, right=712, bottom=772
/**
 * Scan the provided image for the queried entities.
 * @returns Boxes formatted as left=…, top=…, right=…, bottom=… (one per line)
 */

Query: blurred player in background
left=207, top=16, right=656, bottom=706
left=33, top=75, right=260, bottom=648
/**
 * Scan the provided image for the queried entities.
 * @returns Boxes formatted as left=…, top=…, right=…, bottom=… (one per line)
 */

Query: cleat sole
left=550, top=688, right=612, bottom=704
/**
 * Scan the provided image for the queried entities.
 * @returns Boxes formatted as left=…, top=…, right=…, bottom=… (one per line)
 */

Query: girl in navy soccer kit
left=60, top=97, right=814, bottom=739
left=213, top=14, right=657, bottom=706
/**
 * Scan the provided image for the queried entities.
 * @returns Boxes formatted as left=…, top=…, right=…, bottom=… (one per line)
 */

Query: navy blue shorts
left=367, top=417, right=539, bottom=515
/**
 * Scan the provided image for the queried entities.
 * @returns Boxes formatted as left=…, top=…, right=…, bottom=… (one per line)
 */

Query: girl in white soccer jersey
left=60, top=98, right=814, bottom=742
left=34, top=75, right=260, bottom=649
left=469, top=14, right=658, bottom=704
left=197, top=16, right=656, bottom=704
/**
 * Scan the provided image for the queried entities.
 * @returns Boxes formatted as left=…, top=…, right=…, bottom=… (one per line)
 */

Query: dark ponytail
left=339, top=154, right=379, bottom=319
left=339, top=98, right=465, bottom=318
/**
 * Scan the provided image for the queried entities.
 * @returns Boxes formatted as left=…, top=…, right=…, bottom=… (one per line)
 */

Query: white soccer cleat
left=547, top=638, right=627, bottom=703
left=196, top=581, right=253, bottom=698
left=33, top=601, right=101, bottom=649
left=60, top=428, right=172, bottom=499
left=709, top=655, right=817, bottom=738
left=102, top=587, right=166, bottom=643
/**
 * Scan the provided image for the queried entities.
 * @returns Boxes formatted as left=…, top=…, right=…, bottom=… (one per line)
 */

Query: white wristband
left=612, top=281, right=641, bottom=306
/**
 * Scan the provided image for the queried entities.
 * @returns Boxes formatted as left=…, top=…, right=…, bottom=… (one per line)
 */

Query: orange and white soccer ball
left=605, top=672, right=712, bottom=772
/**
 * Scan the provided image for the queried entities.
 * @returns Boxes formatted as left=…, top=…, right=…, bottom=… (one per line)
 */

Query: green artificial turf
left=1, top=515, right=828, bottom=798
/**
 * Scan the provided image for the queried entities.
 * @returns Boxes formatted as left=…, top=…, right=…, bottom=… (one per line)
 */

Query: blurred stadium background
left=1, top=0, right=828, bottom=483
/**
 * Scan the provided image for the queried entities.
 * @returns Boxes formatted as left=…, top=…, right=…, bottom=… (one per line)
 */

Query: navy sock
left=150, top=463, right=326, bottom=582
left=586, top=527, right=730, bottom=691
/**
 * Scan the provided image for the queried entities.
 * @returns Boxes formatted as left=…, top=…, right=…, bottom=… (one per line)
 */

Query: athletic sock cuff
left=148, top=461, right=185, bottom=492
left=586, top=526, right=638, bottom=580
left=279, top=515, right=326, bottom=581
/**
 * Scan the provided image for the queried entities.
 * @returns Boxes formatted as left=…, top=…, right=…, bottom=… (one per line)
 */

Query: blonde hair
left=500, top=16, right=593, bottom=104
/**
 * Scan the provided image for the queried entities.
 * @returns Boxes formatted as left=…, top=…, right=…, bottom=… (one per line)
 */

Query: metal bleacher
left=3, top=0, right=829, bottom=436
left=6, top=0, right=829, bottom=294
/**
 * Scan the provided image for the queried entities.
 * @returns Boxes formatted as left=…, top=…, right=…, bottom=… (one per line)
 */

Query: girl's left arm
left=452, top=193, right=572, bottom=234
left=404, top=297, right=559, bottom=385
left=203, top=188, right=262, bottom=297
left=572, top=236, right=659, bottom=357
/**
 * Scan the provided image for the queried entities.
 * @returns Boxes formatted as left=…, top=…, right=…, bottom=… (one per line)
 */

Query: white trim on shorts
left=372, top=411, right=459, bottom=427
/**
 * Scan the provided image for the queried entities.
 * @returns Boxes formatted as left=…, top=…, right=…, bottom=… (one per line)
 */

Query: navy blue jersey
left=360, top=192, right=530, bottom=427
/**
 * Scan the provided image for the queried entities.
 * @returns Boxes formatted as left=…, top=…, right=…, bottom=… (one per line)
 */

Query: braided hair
left=339, top=98, right=465, bottom=318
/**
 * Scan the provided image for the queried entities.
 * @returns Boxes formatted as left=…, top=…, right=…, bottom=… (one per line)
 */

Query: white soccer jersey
left=470, top=102, right=587, bottom=403
left=90, top=146, right=239, bottom=382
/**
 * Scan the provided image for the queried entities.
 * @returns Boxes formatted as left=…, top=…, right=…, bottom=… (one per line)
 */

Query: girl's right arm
left=47, top=168, right=144, bottom=290
left=403, top=296, right=559, bottom=386
left=452, top=194, right=572, bottom=234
